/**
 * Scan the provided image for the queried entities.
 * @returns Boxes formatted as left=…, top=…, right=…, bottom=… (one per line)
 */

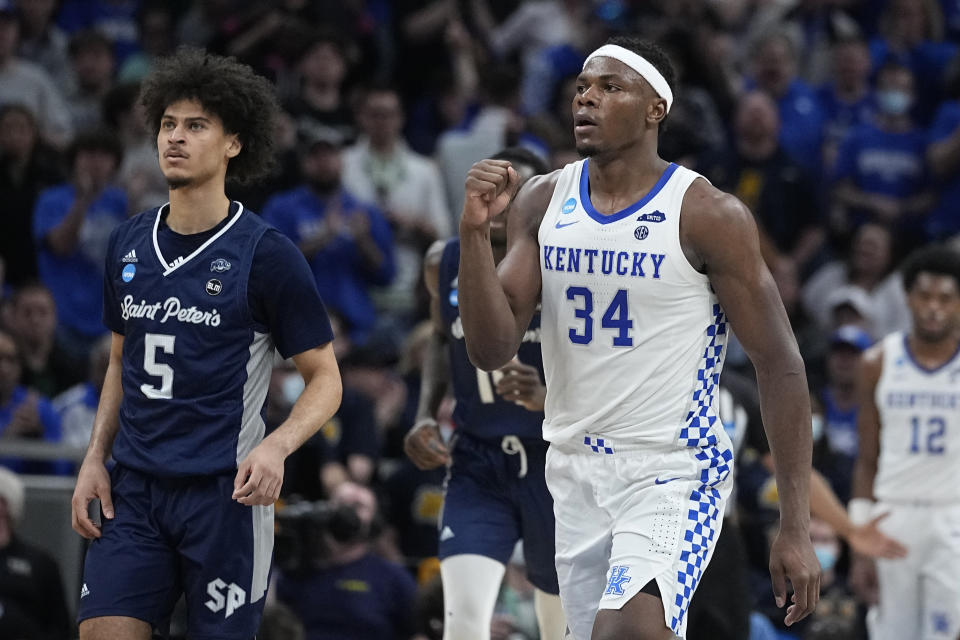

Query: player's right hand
left=461, top=159, right=521, bottom=231
left=71, top=457, right=114, bottom=539
left=404, top=418, right=450, bottom=470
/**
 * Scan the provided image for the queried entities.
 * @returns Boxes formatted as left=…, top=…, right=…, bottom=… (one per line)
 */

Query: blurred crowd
left=1, top=0, right=960, bottom=638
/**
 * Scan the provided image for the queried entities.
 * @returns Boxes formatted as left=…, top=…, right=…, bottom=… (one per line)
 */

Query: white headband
left=583, top=44, right=673, bottom=113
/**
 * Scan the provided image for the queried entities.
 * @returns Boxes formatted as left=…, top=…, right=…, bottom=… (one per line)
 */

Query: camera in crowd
left=274, top=498, right=373, bottom=573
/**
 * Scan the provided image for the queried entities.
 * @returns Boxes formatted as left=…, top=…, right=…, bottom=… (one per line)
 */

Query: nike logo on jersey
left=555, top=220, right=579, bottom=229
left=654, top=477, right=682, bottom=485
left=440, top=526, right=455, bottom=541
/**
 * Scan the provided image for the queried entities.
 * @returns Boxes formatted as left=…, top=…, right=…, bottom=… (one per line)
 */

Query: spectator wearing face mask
left=830, top=62, right=934, bottom=250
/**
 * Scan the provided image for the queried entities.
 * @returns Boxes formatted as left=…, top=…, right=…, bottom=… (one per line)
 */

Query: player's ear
left=647, top=98, right=667, bottom=125
left=225, top=134, right=242, bottom=159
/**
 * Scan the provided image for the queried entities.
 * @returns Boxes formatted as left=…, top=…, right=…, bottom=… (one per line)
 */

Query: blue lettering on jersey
left=122, top=264, right=136, bottom=282
left=544, top=244, right=665, bottom=279
left=604, top=566, right=632, bottom=596
left=886, top=391, right=960, bottom=410
left=561, top=198, right=577, bottom=214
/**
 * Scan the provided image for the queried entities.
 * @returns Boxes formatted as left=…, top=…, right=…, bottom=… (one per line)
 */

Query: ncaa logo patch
left=205, top=278, right=222, bottom=296
left=449, top=288, right=458, bottom=307
left=634, top=225, right=649, bottom=240
left=122, top=264, right=136, bottom=282
left=210, top=258, right=231, bottom=273
left=561, top=198, right=577, bottom=214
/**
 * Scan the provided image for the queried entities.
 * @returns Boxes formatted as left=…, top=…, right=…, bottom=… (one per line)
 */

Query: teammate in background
left=404, top=147, right=566, bottom=640
left=69, top=48, right=342, bottom=640
left=849, top=245, right=960, bottom=640
left=456, top=37, right=820, bottom=640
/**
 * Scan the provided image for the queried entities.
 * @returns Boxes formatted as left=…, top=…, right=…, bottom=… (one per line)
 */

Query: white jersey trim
left=152, top=201, right=246, bottom=276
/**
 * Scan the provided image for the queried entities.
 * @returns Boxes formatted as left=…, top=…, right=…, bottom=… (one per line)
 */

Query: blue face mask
left=815, top=544, right=838, bottom=572
left=877, top=90, right=912, bottom=116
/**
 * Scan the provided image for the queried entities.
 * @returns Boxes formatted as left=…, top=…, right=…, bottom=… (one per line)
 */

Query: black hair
left=68, top=29, right=114, bottom=58
left=901, top=244, right=960, bottom=292
left=102, top=82, right=141, bottom=129
left=491, top=147, right=550, bottom=176
left=139, top=46, right=280, bottom=185
left=604, top=35, right=677, bottom=97
left=67, top=129, right=124, bottom=168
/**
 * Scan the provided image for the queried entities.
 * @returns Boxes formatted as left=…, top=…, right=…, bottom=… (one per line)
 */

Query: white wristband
left=848, top=498, right=874, bottom=526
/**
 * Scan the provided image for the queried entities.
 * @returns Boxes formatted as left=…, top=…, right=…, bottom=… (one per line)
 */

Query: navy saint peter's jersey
left=438, top=238, right=544, bottom=440
left=103, top=202, right=332, bottom=477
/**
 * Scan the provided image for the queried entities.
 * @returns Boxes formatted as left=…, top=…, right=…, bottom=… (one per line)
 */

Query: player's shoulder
left=682, top=177, right=754, bottom=227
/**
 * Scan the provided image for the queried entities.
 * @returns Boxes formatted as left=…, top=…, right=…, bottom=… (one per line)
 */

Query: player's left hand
left=495, top=361, right=546, bottom=411
left=769, top=525, right=821, bottom=626
left=233, top=439, right=286, bottom=506
left=846, top=512, right=908, bottom=559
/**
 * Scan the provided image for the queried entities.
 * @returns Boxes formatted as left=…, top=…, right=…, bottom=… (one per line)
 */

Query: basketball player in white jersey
left=456, top=36, right=820, bottom=640
left=849, top=245, right=960, bottom=640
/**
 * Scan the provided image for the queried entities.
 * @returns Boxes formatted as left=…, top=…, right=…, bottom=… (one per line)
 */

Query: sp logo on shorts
left=604, top=565, right=632, bottom=596
left=205, top=279, right=222, bottom=296
left=205, top=578, right=246, bottom=618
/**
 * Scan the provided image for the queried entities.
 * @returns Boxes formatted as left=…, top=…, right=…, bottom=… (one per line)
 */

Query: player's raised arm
left=457, top=161, right=553, bottom=370
left=682, top=181, right=820, bottom=625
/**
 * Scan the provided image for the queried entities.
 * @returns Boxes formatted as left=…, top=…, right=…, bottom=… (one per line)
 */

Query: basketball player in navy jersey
left=405, top=147, right=566, bottom=640
left=70, top=48, right=342, bottom=640
left=457, top=37, right=820, bottom=640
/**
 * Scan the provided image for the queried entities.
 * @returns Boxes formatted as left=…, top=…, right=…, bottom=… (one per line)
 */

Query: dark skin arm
left=681, top=179, right=820, bottom=626
left=404, top=240, right=452, bottom=469
left=457, top=161, right=557, bottom=370
left=849, top=345, right=885, bottom=605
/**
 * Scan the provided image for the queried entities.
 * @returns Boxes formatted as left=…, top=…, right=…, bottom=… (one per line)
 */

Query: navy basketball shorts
left=77, top=464, right=274, bottom=639
left=438, top=431, right=560, bottom=594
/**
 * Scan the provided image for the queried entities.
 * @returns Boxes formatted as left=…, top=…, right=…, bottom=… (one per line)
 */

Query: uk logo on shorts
left=604, top=565, right=632, bottom=596
left=122, top=264, right=136, bottom=282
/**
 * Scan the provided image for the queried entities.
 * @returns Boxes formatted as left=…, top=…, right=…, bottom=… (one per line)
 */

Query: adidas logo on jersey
left=440, top=526, right=455, bottom=541
left=80, top=583, right=90, bottom=598
left=122, top=250, right=138, bottom=263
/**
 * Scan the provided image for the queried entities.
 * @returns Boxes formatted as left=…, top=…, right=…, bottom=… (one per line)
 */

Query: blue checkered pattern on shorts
left=583, top=436, right=614, bottom=454
left=670, top=485, right=723, bottom=634
left=679, top=305, right=727, bottom=448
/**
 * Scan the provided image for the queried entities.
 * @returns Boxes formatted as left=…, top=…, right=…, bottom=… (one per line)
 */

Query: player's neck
left=587, top=146, right=669, bottom=212
left=907, top=332, right=960, bottom=368
left=166, top=182, right=232, bottom=235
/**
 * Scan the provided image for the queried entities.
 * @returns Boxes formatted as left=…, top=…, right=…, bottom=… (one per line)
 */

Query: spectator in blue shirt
left=263, top=125, right=395, bottom=345
left=0, top=329, right=66, bottom=475
left=52, top=333, right=110, bottom=450
left=818, top=35, right=877, bottom=170
left=32, top=130, right=126, bottom=365
left=869, top=0, right=957, bottom=125
left=749, top=27, right=827, bottom=177
left=831, top=62, right=933, bottom=246
left=925, top=62, right=960, bottom=240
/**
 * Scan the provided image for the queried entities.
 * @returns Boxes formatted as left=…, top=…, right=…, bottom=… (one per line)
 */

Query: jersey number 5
left=141, top=333, right=176, bottom=399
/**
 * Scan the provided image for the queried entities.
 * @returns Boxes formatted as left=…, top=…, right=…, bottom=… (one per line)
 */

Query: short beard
left=167, top=177, right=191, bottom=190
left=576, top=142, right=599, bottom=158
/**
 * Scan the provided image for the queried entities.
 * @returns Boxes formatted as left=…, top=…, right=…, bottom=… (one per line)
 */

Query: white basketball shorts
left=545, top=432, right=733, bottom=640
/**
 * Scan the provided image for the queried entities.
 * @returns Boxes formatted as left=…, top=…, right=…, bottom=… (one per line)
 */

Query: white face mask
left=877, top=89, right=913, bottom=116
left=281, top=373, right=305, bottom=407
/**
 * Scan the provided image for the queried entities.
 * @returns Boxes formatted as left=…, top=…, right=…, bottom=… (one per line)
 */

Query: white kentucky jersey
left=538, top=160, right=729, bottom=449
left=874, top=332, right=960, bottom=503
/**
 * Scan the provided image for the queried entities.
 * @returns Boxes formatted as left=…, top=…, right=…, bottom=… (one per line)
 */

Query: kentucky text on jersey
left=885, top=391, right=960, bottom=410
left=541, top=245, right=666, bottom=279
left=120, top=294, right=222, bottom=326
